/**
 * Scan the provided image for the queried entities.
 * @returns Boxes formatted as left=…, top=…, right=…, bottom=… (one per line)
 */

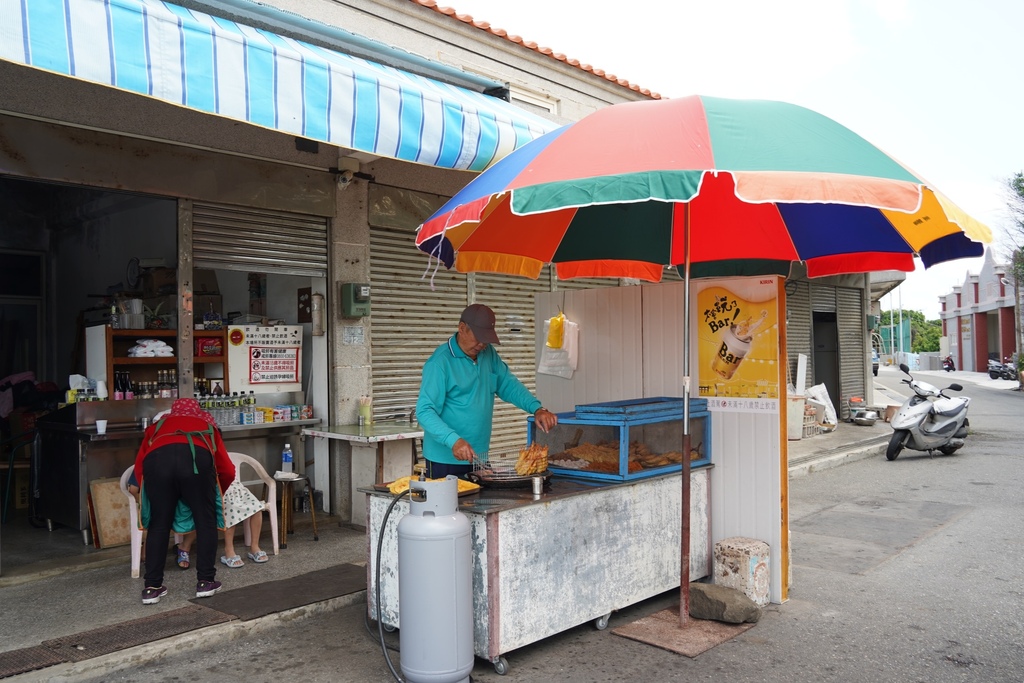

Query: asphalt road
left=81, top=368, right=1024, bottom=683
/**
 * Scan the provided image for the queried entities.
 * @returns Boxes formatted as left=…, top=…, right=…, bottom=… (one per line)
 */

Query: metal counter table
left=301, top=423, right=423, bottom=523
left=365, top=466, right=712, bottom=674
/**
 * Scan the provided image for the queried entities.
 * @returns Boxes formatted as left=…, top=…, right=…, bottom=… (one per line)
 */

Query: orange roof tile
left=410, top=0, right=662, bottom=99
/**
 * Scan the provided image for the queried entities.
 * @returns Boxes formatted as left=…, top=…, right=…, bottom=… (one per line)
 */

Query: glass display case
left=528, top=397, right=711, bottom=482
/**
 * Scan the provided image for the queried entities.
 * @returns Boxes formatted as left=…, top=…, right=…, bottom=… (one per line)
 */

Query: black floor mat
left=192, top=562, right=365, bottom=620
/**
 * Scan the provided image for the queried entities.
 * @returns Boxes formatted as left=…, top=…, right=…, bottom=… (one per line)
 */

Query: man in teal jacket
left=417, top=304, right=558, bottom=478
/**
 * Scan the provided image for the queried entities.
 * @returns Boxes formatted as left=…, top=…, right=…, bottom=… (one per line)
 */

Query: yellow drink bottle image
left=711, top=310, right=767, bottom=380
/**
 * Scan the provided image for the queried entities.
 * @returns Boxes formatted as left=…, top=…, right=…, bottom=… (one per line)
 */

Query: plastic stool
left=273, top=473, right=319, bottom=549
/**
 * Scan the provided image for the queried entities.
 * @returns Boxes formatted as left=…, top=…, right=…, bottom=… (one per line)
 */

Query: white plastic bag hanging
left=538, top=317, right=579, bottom=378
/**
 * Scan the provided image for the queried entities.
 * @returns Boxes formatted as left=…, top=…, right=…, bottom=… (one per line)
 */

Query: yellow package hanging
left=546, top=312, right=565, bottom=348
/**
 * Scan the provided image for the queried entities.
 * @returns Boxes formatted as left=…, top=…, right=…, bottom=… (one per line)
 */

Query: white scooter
left=886, top=363, right=971, bottom=461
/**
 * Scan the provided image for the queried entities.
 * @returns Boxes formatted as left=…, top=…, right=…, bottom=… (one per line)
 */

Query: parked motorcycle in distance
left=987, top=357, right=1019, bottom=381
left=887, top=363, right=970, bottom=461
left=942, top=355, right=955, bottom=372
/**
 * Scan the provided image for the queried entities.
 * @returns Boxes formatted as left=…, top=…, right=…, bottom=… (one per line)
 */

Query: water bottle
left=281, top=443, right=293, bottom=474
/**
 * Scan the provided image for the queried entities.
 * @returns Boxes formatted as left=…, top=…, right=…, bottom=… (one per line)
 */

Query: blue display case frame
left=527, top=397, right=711, bottom=482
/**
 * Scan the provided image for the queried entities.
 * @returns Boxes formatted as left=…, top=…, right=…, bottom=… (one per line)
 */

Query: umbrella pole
left=680, top=205, right=692, bottom=628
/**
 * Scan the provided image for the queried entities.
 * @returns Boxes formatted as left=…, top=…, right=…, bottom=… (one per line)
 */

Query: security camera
left=337, top=169, right=354, bottom=189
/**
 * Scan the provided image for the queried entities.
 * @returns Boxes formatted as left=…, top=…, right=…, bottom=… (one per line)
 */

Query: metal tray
left=465, top=469, right=552, bottom=490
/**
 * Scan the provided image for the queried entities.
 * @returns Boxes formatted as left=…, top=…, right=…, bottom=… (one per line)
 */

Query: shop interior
left=0, top=176, right=321, bottom=574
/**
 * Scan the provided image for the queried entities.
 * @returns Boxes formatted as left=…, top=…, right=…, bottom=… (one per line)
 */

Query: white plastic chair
left=120, top=465, right=183, bottom=579
left=227, top=452, right=280, bottom=557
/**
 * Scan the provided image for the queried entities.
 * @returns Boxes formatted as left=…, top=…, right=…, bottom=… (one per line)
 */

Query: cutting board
left=89, top=478, right=132, bottom=548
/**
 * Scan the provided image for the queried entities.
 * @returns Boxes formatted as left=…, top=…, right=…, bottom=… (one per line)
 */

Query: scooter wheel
left=939, top=445, right=960, bottom=456
left=886, top=431, right=907, bottom=461
left=989, top=371, right=1002, bottom=380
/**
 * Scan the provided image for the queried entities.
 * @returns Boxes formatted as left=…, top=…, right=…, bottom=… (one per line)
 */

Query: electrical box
left=341, top=282, right=371, bottom=317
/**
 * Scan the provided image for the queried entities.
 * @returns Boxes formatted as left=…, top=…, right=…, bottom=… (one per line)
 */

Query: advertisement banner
left=694, top=278, right=781, bottom=411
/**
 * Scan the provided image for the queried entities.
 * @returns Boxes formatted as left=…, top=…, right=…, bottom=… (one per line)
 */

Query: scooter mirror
left=949, top=383, right=963, bottom=391
left=899, top=363, right=910, bottom=373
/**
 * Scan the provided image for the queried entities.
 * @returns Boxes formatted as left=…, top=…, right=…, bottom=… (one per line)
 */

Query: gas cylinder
left=397, top=476, right=473, bottom=683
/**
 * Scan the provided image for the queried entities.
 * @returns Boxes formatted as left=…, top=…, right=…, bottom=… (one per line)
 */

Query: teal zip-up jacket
left=417, top=334, right=541, bottom=464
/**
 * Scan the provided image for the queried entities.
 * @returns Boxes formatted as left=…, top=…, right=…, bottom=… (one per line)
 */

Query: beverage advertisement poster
left=694, top=278, right=781, bottom=412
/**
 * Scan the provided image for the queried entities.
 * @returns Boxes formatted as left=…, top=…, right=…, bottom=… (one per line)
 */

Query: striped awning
left=0, top=0, right=559, bottom=170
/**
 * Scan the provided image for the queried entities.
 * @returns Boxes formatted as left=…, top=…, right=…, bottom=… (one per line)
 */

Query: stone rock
left=689, top=582, right=762, bottom=623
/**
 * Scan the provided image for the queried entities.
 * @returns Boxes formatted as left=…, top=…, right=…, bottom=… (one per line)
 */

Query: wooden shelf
left=86, top=325, right=230, bottom=394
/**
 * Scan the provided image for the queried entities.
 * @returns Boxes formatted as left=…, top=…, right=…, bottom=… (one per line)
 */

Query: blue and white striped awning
left=0, top=0, right=559, bottom=170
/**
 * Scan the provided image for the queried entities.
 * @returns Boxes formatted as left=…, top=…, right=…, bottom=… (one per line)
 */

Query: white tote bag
left=537, top=318, right=579, bottom=379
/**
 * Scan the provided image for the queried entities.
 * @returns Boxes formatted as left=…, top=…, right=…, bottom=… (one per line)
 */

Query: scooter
left=886, top=363, right=970, bottom=461
left=987, top=358, right=1019, bottom=381
left=942, top=356, right=955, bottom=372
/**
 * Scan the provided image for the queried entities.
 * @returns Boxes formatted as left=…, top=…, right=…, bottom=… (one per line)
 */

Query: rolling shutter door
left=810, top=284, right=836, bottom=313
left=192, top=202, right=328, bottom=276
left=369, top=224, right=469, bottom=421
left=837, top=286, right=865, bottom=418
left=786, top=281, right=812, bottom=390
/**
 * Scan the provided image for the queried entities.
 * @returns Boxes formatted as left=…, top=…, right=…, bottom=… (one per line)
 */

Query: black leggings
left=143, top=443, right=218, bottom=586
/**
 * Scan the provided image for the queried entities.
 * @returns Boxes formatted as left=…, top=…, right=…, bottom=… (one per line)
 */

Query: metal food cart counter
left=365, top=466, right=712, bottom=674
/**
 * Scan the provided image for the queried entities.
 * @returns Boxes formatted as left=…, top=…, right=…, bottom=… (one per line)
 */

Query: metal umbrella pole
left=680, top=203, right=692, bottom=627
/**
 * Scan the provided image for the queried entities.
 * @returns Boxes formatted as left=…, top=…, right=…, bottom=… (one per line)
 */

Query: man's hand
left=452, top=438, right=476, bottom=461
left=534, top=408, right=558, bottom=433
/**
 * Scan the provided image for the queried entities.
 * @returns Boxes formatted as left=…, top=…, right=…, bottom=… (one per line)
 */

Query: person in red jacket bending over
left=133, top=398, right=235, bottom=605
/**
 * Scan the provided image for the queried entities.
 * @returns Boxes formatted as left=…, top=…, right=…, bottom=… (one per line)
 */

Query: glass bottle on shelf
left=124, top=372, right=134, bottom=400
left=169, top=368, right=178, bottom=399
left=113, top=371, right=124, bottom=401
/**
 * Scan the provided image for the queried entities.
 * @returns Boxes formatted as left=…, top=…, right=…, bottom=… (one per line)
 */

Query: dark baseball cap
left=460, top=304, right=500, bottom=344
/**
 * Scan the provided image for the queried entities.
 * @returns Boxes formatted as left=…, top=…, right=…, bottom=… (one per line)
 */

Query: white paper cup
left=95, top=419, right=108, bottom=435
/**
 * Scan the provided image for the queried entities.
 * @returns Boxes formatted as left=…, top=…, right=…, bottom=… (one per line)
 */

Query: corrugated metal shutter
left=810, top=284, right=836, bottom=312
left=837, top=286, right=865, bottom=419
left=369, top=225, right=468, bottom=421
left=192, top=202, right=328, bottom=276
left=786, top=281, right=813, bottom=390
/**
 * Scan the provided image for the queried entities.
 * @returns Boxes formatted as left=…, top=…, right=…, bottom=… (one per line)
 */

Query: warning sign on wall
left=227, top=325, right=303, bottom=393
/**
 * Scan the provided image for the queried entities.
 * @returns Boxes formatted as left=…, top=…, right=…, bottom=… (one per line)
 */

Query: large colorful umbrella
left=414, top=95, right=990, bottom=627
left=416, top=95, right=989, bottom=281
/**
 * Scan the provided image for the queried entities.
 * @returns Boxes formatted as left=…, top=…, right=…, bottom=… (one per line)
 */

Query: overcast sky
left=446, top=0, right=1023, bottom=318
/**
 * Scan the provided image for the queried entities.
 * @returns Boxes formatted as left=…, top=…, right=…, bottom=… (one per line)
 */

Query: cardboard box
left=14, top=469, right=29, bottom=509
left=194, top=269, right=220, bottom=294
left=142, top=267, right=176, bottom=297
left=142, top=268, right=218, bottom=297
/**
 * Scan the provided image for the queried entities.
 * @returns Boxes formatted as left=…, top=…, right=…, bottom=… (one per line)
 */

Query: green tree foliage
left=879, top=309, right=942, bottom=353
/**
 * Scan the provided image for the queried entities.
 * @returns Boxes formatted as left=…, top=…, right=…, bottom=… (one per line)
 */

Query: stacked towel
left=128, top=339, right=175, bottom=357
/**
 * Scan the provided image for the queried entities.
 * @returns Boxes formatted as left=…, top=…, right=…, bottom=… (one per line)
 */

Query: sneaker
left=195, top=580, right=222, bottom=598
left=142, top=586, right=167, bottom=605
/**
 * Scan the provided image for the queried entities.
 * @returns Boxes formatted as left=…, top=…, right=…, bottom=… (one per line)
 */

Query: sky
left=444, top=0, right=1023, bottom=319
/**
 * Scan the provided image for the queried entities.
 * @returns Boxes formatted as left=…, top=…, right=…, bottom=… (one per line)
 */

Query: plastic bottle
left=281, top=443, right=293, bottom=474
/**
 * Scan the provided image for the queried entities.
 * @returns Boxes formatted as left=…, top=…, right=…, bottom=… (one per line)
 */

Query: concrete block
left=714, top=536, right=770, bottom=607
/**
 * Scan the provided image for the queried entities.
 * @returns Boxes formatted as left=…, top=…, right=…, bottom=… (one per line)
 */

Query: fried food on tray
left=386, top=476, right=480, bottom=495
left=515, top=443, right=549, bottom=476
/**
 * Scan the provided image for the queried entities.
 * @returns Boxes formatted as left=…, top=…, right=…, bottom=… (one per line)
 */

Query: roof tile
left=410, top=0, right=661, bottom=99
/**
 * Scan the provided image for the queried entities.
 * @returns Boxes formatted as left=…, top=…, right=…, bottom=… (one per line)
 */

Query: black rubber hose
left=376, top=489, right=410, bottom=683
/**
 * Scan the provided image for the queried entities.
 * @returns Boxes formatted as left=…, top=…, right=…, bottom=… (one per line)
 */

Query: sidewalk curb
left=7, top=591, right=367, bottom=682
left=789, top=440, right=887, bottom=478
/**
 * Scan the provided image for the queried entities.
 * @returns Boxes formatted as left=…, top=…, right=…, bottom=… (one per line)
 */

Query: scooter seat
left=933, top=399, right=965, bottom=417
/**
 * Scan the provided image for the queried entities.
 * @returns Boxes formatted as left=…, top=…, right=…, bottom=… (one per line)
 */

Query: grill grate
left=41, top=605, right=233, bottom=663
left=0, top=645, right=67, bottom=680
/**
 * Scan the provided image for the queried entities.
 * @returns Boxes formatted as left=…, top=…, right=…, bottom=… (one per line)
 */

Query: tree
left=878, top=309, right=941, bottom=353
